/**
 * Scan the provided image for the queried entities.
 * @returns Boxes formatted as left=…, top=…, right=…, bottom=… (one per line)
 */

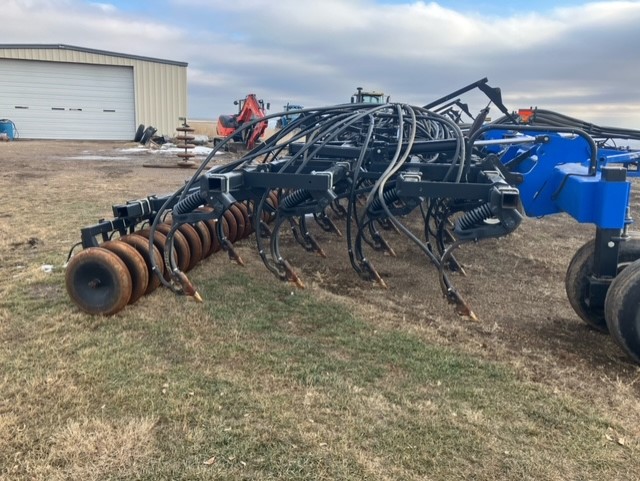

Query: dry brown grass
left=18, top=417, right=158, bottom=481
left=1, top=140, right=640, bottom=480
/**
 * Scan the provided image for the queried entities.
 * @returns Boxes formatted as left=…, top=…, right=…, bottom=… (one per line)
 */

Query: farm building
left=0, top=44, right=187, bottom=140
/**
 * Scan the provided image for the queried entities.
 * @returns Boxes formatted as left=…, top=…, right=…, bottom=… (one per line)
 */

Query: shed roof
left=0, top=44, right=188, bottom=67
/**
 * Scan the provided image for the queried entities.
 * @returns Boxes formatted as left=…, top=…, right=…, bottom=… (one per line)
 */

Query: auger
left=65, top=79, right=640, bottom=363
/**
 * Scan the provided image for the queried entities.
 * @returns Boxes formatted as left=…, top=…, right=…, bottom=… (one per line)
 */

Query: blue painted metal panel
left=552, top=164, right=631, bottom=229
left=483, top=129, right=633, bottom=228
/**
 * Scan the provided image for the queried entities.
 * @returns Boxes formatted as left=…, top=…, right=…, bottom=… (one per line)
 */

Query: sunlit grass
left=1, top=144, right=639, bottom=480
left=1, top=270, right=637, bottom=480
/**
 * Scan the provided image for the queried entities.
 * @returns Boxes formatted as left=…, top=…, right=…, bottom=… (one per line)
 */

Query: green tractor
left=351, top=87, right=389, bottom=104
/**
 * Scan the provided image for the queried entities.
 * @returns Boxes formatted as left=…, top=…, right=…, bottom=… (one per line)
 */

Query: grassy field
left=2, top=267, right=638, bottom=480
left=1, top=141, right=639, bottom=480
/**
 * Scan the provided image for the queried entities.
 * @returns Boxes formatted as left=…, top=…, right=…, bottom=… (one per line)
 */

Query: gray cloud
left=3, top=0, right=640, bottom=129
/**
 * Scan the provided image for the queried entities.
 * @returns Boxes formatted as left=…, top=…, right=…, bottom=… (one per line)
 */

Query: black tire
left=566, top=237, right=640, bottom=332
left=65, top=247, right=132, bottom=315
left=140, top=126, right=157, bottom=145
left=605, top=259, right=640, bottom=363
left=134, top=124, right=145, bottom=142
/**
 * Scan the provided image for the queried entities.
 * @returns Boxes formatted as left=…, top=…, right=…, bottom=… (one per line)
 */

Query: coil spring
left=368, top=187, right=399, bottom=213
left=456, top=203, right=493, bottom=231
left=173, top=192, right=203, bottom=215
left=281, top=189, right=312, bottom=209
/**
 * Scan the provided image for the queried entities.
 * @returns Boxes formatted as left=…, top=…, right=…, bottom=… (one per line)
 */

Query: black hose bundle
left=494, top=108, right=640, bottom=142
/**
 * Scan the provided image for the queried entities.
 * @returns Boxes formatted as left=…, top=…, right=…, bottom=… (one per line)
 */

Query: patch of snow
left=119, top=143, right=218, bottom=157
left=120, top=146, right=149, bottom=153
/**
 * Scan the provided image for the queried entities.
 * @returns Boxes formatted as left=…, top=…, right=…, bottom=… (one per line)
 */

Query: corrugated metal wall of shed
left=133, top=60, right=188, bottom=137
left=0, top=47, right=187, bottom=137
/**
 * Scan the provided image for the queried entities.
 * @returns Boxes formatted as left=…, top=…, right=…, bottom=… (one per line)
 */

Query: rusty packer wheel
left=119, top=234, right=164, bottom=294
left=223, top=210, right=238, bottom=243
left=193, top=221, right=213, bottom=259
left=196, top=207, right=229, bottom=253
left=237, top=202, right=253, bottom=236
left=177, top=223, right=203, bottom=271
left=155, top=223, right=192, bottom=272
left=65, top=247, right=132, bottom=315
left=202, top=218, right=221, bottom=255
left=260, top=192, right=278, bottom=223
left=269, top=190, right=279, bottom=208
left=229, top=204, right=246, bottom=240
left=135, top=228, right=175, bottom=281
left=101, top=240, right=149, bottom=304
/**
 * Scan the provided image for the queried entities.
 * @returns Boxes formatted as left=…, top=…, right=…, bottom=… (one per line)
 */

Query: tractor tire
left=605, top=258, right=640, bottom=363
left=566, top=237, right=640, bottom=332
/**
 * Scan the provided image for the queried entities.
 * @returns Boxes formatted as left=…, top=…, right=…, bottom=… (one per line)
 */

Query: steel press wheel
left=162, top=216, right=204, bottom=267
left=101, top=240, right=149, bottom=304
left=566, top=237, right=640, bottom=332
left=203, top=218, right=221, bottom=254
left=193, top=221, right=213, bottom=259
left=195, top=207, right=219, bottom=256
left=135, top=228, right=174, bottom=281
left=119, top=234, right=164, bottom=294
left=229, top=204, right=246, bottom=240
left=221, top=216, right=230, bottom=239
left=155, top=223, right=191, bottom=272
left=605, top=259, right=640, bottom=363
left=237, top=202, right=253, bottom=236
left=269, top=190, right=279, bottom=208
left=198, top=207, right=231, bottom=250
left=177, top=223, right=203, bottom=271
left=65, top=247, right=132, bottom=315
left=223, top=210, right=238, bottom=243
left=261, top=193, right=278, bottom=223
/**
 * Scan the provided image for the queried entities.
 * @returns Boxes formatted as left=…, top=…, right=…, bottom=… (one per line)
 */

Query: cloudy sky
left=3, top=0, right=640, bottom=128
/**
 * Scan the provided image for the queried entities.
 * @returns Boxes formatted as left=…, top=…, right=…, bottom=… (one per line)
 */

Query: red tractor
left=215, top=94, right=269, bottom=149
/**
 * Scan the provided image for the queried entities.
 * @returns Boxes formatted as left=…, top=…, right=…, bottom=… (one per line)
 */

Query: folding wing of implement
left=65, top=78, right=640, bottom=364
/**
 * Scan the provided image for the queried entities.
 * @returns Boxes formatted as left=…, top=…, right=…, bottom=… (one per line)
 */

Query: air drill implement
left=65, top=79, right=640, bottom=363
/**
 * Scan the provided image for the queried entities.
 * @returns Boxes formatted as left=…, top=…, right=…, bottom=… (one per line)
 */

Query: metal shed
left=0, top=44, right=188, bottom=140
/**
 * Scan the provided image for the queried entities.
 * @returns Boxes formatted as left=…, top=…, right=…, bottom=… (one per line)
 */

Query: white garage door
left=0, top=59, right=135, bottom=140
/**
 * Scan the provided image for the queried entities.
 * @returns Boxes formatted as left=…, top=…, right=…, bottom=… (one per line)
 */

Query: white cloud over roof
left=3, top=0, right=640, bottom=128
